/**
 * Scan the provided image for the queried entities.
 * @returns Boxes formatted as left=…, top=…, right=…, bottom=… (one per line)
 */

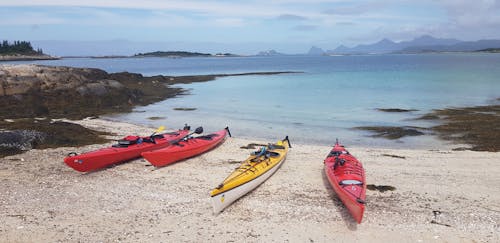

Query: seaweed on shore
left=0, top=119, right=110, bottom=158
left=354, top=126, right=425, bottom=139
left=376, top=108, right=418, bottom=113
left=147, top=116, right=166, bottom=120
left=381, top=154, right=406, bottom=159
left=173, top=108, right=197, bottom=111
left=419, top=104, right=500, bottom=151
left=367, top=184, right=396, bottom=192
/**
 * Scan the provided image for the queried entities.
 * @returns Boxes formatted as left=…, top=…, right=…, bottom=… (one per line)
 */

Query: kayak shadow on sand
left=321, top=169, right=359, bottom=230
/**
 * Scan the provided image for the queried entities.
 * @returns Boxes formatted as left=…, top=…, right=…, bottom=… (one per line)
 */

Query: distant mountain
left=399, top=35, right=461, bottom=47
left=401, top=39, right=500, bottom=53
left=307, top=46, right=325, bottom=55
left=326, top=35, right=500, bottom=54
left=256, top=50, right=286, bottom=56
left=328, top=38, right=397, bottom=54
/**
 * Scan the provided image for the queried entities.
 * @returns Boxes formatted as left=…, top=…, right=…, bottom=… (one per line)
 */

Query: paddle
left=225, top=127, right=232, bottom=137
left=150, top=126, right=165, bottom=137
left=171, top=126, right=203, bottom=145
left=147, top=126, right=166, bottom=144
left=284, top=136, right=292, bottom=148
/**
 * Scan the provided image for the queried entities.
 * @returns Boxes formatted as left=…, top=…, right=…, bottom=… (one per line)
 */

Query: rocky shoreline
left=0, top=64, right=297, bottom=157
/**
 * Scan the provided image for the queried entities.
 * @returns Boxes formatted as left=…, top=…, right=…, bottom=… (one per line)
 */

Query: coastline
left=0, top=55, right=59, bottom=61
left=0, top=64, right=299, bottom=157
left=1, top=118, right=498, bottom=242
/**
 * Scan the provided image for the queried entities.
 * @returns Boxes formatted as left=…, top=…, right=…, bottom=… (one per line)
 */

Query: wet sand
left=1, top=118, right=499, bottom=242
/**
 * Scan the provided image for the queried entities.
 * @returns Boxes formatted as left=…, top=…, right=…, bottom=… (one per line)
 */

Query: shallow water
left=11, top=54, right=500, bottom=148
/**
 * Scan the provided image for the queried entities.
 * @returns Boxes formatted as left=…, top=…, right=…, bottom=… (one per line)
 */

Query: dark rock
left=0, top=119, right=110, bottom=158
left=367, top=184, right=396, bottom=192
left=0, top=130, right=46, bottom=152
left=173, top=108, right=196, bottom=111
left=377, top=108, right=418, bottom=112
left=355, top=126, right=425, bottom=139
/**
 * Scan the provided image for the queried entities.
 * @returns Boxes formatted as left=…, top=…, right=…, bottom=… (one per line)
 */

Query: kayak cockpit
left=339, top=179, right=363, bottom=185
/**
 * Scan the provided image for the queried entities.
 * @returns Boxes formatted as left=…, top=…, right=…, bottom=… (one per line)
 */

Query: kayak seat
left=112, top=143, right=129, bottom=148
left=143, top=137, right=156, bottom=144
left=339, top=180, right=363, bottom=186
left=328, top=151, right=342, bottom=157
left=115, top=135, right=151, bottom=147
left=268, top=144, right=285, bottom=150
left=328, top=150, right=349, bottom=157
left=117, top=139, right=137, bottom=146
left=151, top=134, right=165, bottom=139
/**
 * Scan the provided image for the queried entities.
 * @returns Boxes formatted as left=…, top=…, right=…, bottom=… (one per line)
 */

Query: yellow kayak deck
left=210, top=138, right=289, bottom=197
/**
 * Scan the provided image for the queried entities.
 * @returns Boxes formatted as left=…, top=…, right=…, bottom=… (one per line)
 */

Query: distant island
left=133, top=51, right=238, bottom=58
left=476, top=48, right=500, bottom=53
left=256, top=50, right=286, bottom=56
left=0, top=40, right=58, bottom=61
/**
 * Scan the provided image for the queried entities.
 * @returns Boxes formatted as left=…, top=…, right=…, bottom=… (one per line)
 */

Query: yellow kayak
left=210, top=136, right=290, bottom=214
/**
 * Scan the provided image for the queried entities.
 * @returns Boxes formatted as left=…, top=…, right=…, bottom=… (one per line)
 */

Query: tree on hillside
left=0, top=40, right=44, bottom=55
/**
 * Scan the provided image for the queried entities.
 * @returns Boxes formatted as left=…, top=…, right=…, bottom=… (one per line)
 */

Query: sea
left=7, top=54, right=500, bottom=148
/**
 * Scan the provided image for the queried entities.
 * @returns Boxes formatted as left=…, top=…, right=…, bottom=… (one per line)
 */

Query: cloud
left=0, top=0, right=293, bottom=18
left=292, top=25, right=317, bottom=31
left=323, top=2, right=388, bottom=16
left=276, top=14, right=307, bottom=21
left=441, top=0, right=500, bottom=27
left=335, top=22, right=355, bottom=26
left=0, top=9, right=65, bottom=25
left=213, top=18, right=245, bottom=27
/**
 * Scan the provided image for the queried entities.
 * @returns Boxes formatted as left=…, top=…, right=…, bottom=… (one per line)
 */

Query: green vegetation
left=0, top=40, right=44, bottom=55
left=475, top=48, right=500, bottom=53
left=134, top=51, right=211, bottom=57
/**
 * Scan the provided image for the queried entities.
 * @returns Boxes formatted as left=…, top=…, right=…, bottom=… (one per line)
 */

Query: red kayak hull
left=64, top=129, right=190, bottom=172
left=324, top=142, right=366, bottom=224
left=142, top=128, right=228, bottom=167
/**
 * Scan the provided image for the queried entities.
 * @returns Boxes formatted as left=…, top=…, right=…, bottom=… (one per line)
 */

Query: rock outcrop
left=0, top=65, right=120, bottom=96
left=0, top=64, right=178, bottom=119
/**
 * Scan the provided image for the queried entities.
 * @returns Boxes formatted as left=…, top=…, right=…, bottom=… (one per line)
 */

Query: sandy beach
left=1, top=118, right=499, bottom=242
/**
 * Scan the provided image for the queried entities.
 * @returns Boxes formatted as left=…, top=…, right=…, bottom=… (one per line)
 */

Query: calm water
left=10, top=54, right=500, bottom=148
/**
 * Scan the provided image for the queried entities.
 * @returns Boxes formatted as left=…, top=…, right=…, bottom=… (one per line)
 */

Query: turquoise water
left=9, top=54, right=500, bottom=148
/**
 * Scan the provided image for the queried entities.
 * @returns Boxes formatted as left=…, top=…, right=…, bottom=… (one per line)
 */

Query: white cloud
left=0, top=11, right=65, bottom=25
left=0, top=0, right=291, bottom=18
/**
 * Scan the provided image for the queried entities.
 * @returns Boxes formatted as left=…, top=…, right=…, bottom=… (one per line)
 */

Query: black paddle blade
left=225, top=127, right=232, bottom=137
left=194, top=126, right=203, bottom=134
left=284, top=136, right=291, bottom=148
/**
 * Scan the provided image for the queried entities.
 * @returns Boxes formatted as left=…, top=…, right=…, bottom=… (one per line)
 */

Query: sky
left=1, top=0, right=500, bottom=55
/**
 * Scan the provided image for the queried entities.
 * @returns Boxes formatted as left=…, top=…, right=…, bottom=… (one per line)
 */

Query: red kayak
left=324, top=140, right=366, bottom=223
left=142, top=127, right=231, bottom=167
left=64, top=127, right=190, bottom=172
